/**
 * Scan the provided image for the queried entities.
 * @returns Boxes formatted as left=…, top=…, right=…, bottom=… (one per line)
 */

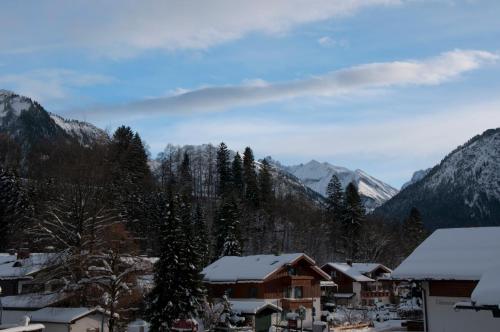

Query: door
left=255, top=313, right=272, bottom=332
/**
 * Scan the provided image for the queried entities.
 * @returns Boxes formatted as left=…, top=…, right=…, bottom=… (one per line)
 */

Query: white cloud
left=84, top=49, right=497, bottom=118
left=0, top=0, right=401, bottom=57
left=0, top=69, right=115, bottom=103
left=317, top=36, right=347, bottom=48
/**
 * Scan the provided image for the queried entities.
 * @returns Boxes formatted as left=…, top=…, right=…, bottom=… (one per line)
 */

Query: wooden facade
left=428, top=280, right=478, bottom=298
left=206, top=256, right=327, bottom=310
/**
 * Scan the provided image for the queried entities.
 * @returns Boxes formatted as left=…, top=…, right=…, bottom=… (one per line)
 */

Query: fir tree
left=193, top=204, right=210, bottom=269
left=402, top=207, right=427, bottom=257
left=145, top=196, right=204, bottom=330
left=232, top=152, right=244, bottom=198
left=0, top=169, right=29, bottom=249
left=213, top=197, right=242, bottom=258
left=342, top=183, right=365, bottom=260
left=216, top=142, right=232, bottom=197
left=326, top=174, right=344, bottom=216
left=179, top=152, right=193, bottom=200
left=258, top=158, right=273, bottom=206
left=242, top=147, right=259, bottom=206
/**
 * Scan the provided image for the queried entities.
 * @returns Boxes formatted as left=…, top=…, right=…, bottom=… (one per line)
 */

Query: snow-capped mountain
left=283, top=160, right=398, bottom=211
left=401, top=168, right=431, bottom=190
left=375, top=128, right=500, bottom=229
left=0, top=89, right=107, bottom=147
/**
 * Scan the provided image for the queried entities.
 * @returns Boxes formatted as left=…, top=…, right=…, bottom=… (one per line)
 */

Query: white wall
left=423, top=282, right=499, bottom=332
left=352, top=282, right=362, bottom=306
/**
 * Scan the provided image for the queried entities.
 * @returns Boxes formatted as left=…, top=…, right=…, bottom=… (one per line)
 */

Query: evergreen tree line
left=0, top=125, right=430, bottom=330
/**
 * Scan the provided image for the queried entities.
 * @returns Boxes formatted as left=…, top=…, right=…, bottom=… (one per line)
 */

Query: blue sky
left=1, top=0, right=499, bottom=188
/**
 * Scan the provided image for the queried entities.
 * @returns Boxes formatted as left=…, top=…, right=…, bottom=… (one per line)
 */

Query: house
left=29, top=307, right=111, bottom=332
left=0, top=292, right=70, bottom=325
left=202, top=253, right=331, bottom=331
left=0, top=252, right=59, bottom=296
left=392, top=227, right=500, bottom=332
left=321, top=262, right=393, bottom=307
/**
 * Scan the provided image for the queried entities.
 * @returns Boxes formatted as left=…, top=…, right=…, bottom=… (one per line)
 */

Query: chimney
left=346, top=259, right=353, bottom=267
left=17, top=248, right=30, bottom=260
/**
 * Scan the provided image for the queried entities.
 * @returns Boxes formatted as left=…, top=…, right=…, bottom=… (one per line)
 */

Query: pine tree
left=325, top=174, right=344, bottom=253
left=193, top=204, right=210, bottom=269
left=145, top=196, right=204, bottom=330
left=0, top=169, right=29, bottom=249
left=258, top=158, right=273, bottom=206
left=216, top=142, right=232, bottom=197
left=326, top=174, right=344, bottom=216
left=213, top=197, right=242, bottom=258
left=342, top=183, right=365, bottom=260
left=402, top=207, right=427, bottom=257
left=179, top=152, right=193, bottom=200
left=242, top=147, right=259, bottom=206
left=232, top=152, right=244, bottom=198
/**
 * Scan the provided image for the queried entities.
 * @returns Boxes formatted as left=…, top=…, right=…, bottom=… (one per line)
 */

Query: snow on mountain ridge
left=284, top=160, right=398, bottom=211
left=401, top=168, right=431, bottom=190
left=0, top=89, right=108, bottom=145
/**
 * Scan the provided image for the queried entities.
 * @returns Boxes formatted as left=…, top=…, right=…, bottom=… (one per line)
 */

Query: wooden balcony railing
left=360, top=291, right=390, bottom=298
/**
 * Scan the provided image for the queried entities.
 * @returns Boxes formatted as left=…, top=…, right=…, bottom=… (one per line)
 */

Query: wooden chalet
left=202, top=253, right=331, bottom=331
left=321, top=261, right=393, bottom=307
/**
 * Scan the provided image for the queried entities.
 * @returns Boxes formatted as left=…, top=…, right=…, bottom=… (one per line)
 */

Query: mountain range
left=3, top=89, right=500, bottom=230
left=282, top=160, right=398, bottom=211
left=375, top=128, right=500, bottom=229
left=0, top=90, right=397, bottom=210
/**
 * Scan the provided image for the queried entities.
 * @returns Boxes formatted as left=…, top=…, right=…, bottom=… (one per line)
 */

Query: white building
left=392, top=226, right=500, bottom=332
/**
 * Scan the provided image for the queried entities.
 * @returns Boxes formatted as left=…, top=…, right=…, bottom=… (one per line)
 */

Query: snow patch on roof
left=0, top=292, right=69, bottom=309
left=323, top=263, right=379, bottom=282
left=471, top=265, right=500, bottom=306
left=30, top=307, right=105, bottom=324
left=203, top=253, right=309, bottom=283
left=229, top=300, right=282, bottom=314
left=392, top=227, right=500, bottom=280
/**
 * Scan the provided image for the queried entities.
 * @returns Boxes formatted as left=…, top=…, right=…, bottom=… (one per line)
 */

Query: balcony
left=360, top=291, right=390, bottom=298
left=279, top=298, right=314, bottom=310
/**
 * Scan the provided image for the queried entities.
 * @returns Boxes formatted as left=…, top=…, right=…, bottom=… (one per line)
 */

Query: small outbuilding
left=29, top=307, right=111, bottom=332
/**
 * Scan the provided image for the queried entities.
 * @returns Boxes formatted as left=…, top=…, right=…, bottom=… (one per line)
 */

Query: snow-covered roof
left=30, top=307, right=106, bottom=324
left=322, top=263, right=391, bottom=282
left=229, top=300, right=282, bottom=314
left=203, top=253, right=329, bottom=283
left=0, top=292, right=69, bottom=309
left=0, top=253, right=58, bottom=280
left=392, top=227, right=500, bottom=280
left=471, top=265, right=500, bottom=307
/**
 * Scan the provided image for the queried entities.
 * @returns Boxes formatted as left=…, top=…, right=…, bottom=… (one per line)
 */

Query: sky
left=1, top=0, right=499, bottom=188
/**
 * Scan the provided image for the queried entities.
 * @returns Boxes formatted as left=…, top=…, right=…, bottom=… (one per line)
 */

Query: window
left=225, top=288, right=233, bottom=297
left=248, top=287, right=258, bottom=298
left=294, top=286, right=303, bottom=299
left=284, top=286, right=292, bottom=298
left=331, top=271, right=337, bottom=278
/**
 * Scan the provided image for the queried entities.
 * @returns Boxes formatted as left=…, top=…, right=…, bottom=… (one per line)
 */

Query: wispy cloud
left=0, top=69, right=115, bottom=104
left=146, top=99, right=500, bottom=186
left=84, top=49, right=497, bottom=118
left=0, top=0, right=401, bottom=57
left=317, top=36, right=348, bottom=48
